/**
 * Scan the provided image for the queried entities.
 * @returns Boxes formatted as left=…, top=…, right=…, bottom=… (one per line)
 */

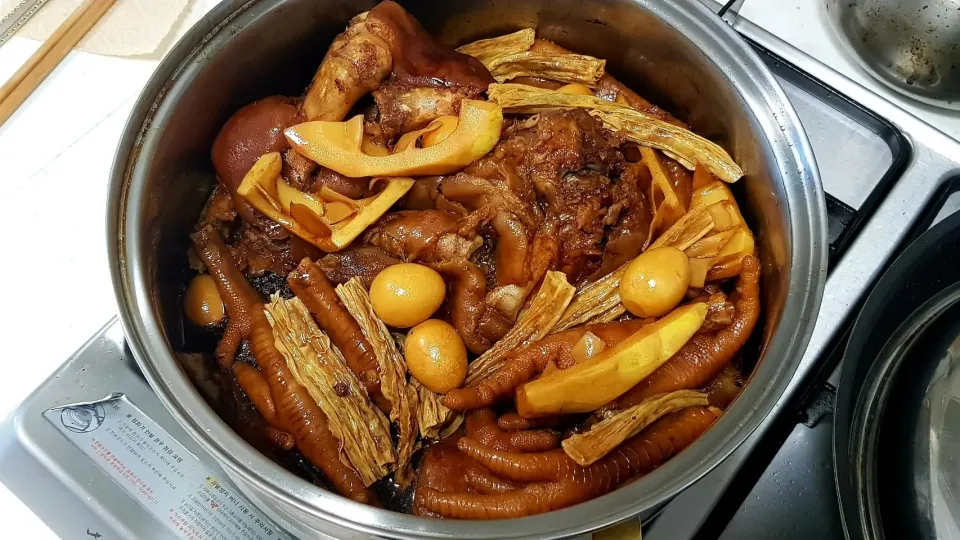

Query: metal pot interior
left=109, top=0, right=824, bottom=537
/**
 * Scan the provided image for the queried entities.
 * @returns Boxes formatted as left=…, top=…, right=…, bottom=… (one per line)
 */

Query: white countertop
left=0, top=0, right=957, bottom=536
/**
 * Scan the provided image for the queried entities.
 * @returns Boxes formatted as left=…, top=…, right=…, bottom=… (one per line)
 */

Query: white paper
left=0, top=0, right=191, bottom=58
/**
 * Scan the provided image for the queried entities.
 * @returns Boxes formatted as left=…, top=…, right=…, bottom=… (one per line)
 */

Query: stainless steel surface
left=648, top=12, right=960, bottom=539
left=106, top=0, right=824, bottom=538
left=719, top=419, right=842, bottom=540
left=0, top=0, right=47, bottom=48
left=739, top=2, right=957, bottom=457
left=922, top=335, right=960, bottom=539
left=933, top=192, right=960, bottom=227
left=719, top=183, right=960, bottom=540
left=717, top=0, right=746, bottom=26
left=777, top=75, right=892, bottom=209
left=727, top=180, right=960, bottom=540
left=824, top=0, right=960, bottom=110
left=0, top=319, right=324, bottom=540
left=850, top=285, right=960, bottom=539
left=0, top=321, right=182, bottom=540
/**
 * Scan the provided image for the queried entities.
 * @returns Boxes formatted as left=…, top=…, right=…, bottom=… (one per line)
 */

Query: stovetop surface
left=646, top=35, right=906, bottom=540
left=650, top=13, right=960, bottom=540
left=5, top=13, right=960, bottom=540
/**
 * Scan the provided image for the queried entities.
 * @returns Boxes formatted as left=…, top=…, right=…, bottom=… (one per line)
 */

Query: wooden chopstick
left=0, top=0, right=100, bottom=105
left=0, top=0, right=117, bottom=128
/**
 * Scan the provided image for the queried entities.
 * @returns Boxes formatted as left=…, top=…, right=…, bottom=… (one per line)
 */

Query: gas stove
left=649, top=14, right=960, bottom=540
left=3, top=9, right=960, bottom=540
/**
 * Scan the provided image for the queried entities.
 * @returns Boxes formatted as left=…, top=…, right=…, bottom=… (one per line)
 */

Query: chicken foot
left=443, top=318, right=649, bottom=410
left=416, top=406, right=719, bottom=518
left=191, top=225, right=262, bottom=368
left=465, top=409, right=560, bottom=453
left=237, top=308, right=378, bottom=504
left=287, top=258, right=389, bottom=410
left=615, top=256, right=760, bottom=409
left=497, top=412, right=563, bottom=432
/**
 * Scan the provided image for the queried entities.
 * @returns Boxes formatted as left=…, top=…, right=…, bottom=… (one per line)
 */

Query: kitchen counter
left=0, top=0, right=956, bottom=536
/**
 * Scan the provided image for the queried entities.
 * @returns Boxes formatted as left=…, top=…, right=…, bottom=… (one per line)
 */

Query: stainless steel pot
left=835, top=211, right=960, bottom=539
left=107, top=0, right=826, bottom=537
left=824, top=0, right=960, bottom=109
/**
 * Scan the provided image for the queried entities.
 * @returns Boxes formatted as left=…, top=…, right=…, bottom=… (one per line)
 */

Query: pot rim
left=107, top=0, right=826, bottom=537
